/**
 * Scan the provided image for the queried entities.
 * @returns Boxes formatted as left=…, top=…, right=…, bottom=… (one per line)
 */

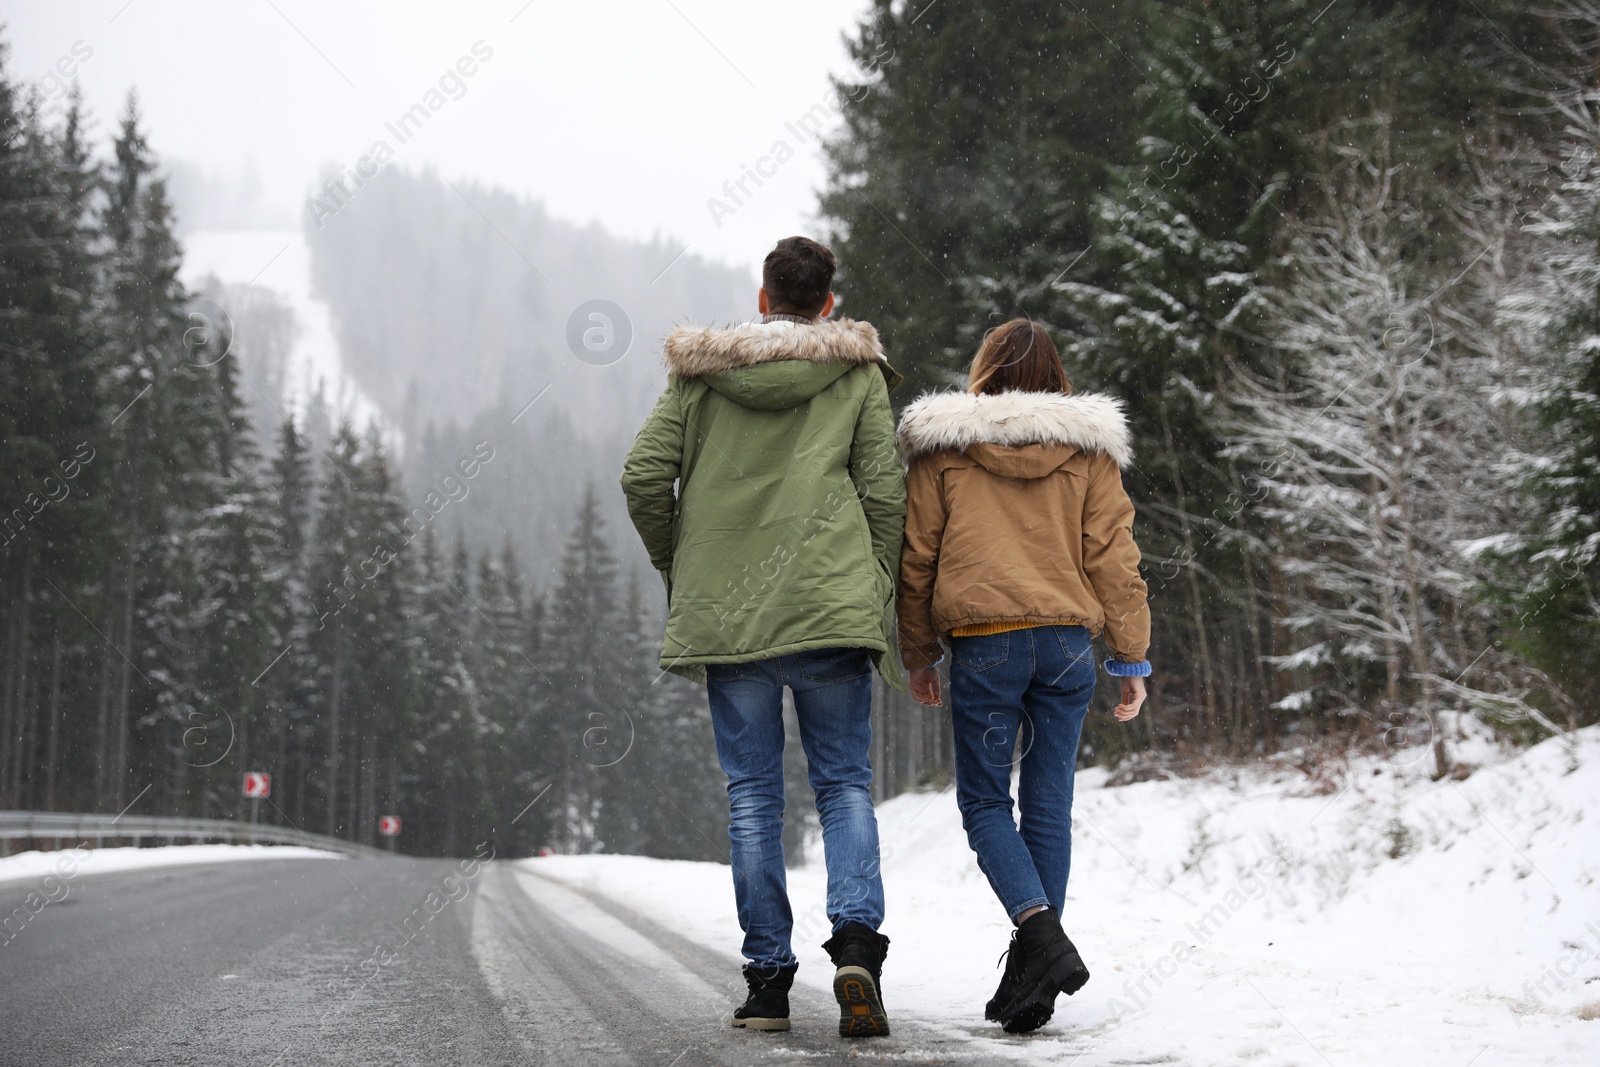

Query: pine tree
left=470, top=542, right=523, bottom=843
left=181, top=351, right=276, bottom=814
left=819, top=1, right=1154, bottom=397
left=507, top=574, right=554, bottom=856
left=265, top=417, right=317, bottom=825
left=344, top=431, right=418, bottom=846
left=0, top=57, right=112, bottom=809
left=301, top=425, right=422, bottom=841
left=101, top=91, right=228, bottom=812
left=536, top=483, right=626, bottom=851
left=414, top=529, right=490, bottom=855
left=306, top=425, right=363, bottom=835
left=595, top=568, right=651, bottom=855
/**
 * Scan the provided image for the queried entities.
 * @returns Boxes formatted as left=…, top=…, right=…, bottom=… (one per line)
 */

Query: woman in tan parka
left=896, top=318, right=1152, bottom=1034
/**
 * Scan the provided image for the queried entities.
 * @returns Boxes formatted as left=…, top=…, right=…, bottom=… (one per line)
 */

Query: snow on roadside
left=0, top=843, right=338, bottom=888
left=527, top=723, right=1600, bottom=1065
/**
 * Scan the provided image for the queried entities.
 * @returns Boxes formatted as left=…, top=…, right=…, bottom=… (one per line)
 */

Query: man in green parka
left=621, top=237, right=905, bottom=1038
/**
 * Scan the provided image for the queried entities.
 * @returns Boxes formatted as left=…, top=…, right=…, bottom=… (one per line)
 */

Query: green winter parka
left=620, top=317, right=906, bottom=690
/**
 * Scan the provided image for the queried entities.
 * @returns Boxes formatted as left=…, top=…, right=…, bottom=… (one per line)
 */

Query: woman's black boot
left=985, top=930, right=1052, bottom=1027
left=996, top=909, right=1089, bottom=1034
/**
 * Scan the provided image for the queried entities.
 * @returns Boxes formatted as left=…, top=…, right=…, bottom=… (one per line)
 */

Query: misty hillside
left=306, top=167, right=753, bottom=438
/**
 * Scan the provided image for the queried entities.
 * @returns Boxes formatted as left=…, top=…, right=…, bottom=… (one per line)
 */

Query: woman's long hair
left=966, top=318, right=1073, bottom=396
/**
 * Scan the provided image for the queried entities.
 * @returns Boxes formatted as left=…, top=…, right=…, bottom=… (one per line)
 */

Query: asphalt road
left=0, top=856, right=1033, bottom=1066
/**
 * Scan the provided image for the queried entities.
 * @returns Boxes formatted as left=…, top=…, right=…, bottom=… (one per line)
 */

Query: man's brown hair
left=967, top=318, right=1073, bottom=395
left=762, top=236, right=837, bottom=315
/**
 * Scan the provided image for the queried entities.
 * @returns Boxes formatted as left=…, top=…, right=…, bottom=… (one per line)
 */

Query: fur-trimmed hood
left=662, top=318, right=896, bottom=383
left=897, top=390, right=1133, bottom=468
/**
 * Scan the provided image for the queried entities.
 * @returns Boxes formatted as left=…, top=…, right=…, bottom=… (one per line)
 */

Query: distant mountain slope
left=180, top=230, right=387, bottom=456
left=305, top=168, right=752, bottom=439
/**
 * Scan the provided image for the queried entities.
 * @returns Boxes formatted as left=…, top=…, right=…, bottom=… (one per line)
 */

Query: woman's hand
left=910, top=666, right=943, bottom=707
left=1113, top=676, right=1146, bottom=721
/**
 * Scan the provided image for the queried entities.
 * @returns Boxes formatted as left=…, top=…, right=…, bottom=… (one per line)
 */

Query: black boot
left=995, top=909, right=1089, bottom=1034
left=731, top=963, right=796, bottom=1032
left=979, top=927, right=1056, bottom=1030
left=822, top=922, right=891, bottom=1037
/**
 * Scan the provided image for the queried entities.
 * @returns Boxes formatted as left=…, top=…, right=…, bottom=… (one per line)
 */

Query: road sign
left=378, top=815, right=401, bottom=837
left=242, top=772, right=271, bottom=798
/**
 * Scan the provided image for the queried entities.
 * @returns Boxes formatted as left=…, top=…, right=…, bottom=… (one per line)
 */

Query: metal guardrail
left=0, top=811, right=391, bottom=859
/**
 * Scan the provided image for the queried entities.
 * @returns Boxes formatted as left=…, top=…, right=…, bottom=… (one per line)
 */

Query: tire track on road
left=476, top=862, right=1015, bottom=1065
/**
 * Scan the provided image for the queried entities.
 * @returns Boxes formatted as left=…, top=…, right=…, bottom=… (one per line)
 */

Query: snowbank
left=0, top=842, right=339, bottom=888
left=526, top=723, right=1600, bottom=1065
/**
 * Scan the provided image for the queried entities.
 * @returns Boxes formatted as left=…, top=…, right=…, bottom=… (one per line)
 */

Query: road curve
left=0, top=855, right=1025, bottom=1066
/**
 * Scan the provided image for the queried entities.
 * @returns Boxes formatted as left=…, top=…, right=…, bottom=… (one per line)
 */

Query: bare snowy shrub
left=1226, top=115, right=1527, bottom=777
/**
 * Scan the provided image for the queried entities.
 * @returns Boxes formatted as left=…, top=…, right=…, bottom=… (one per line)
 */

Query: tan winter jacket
left=895, top=390, right=1151, bottom=670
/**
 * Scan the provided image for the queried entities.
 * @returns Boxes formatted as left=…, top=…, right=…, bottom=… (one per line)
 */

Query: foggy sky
left=5, top=0, right=873, bottom=277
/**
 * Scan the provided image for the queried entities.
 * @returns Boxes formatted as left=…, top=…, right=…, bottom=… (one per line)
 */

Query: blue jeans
left=949, top=625, right=1095, bottom=921
left=706, top=647, right=884, bottom=969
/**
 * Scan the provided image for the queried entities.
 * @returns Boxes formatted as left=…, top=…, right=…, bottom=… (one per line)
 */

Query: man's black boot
left=996, top=909, right=1089, bottom=1034
left=731, top=963, right=797, bottom=1032
left=984, top=929, right=1054, bottom=1030
left=822, top=922, right=891, bottom=1037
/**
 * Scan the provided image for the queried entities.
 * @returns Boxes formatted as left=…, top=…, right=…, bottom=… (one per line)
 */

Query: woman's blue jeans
left=949, top=625, right=1095, bottom=921
left=706, top=647, right=884, bottom=969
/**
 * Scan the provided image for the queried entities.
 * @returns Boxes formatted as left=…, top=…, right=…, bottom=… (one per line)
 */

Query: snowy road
left=8, top=725, right=1593, bottom=1065
left=0, top=857, right=1016, bottom=1066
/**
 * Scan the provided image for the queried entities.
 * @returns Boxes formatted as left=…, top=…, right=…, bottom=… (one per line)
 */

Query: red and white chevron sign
left=242, top=772, right=271, bottom=798
left=378, top=815, right=401, bottom=837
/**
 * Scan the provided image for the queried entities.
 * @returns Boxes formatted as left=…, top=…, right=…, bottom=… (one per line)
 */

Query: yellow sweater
left=949, top=620, right=1042, bottom=638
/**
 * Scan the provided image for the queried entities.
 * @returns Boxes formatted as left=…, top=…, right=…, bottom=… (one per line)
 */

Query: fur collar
left=663, top=318, right=887, bottom=378
left=897, top=390, right=1133, bottom=468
